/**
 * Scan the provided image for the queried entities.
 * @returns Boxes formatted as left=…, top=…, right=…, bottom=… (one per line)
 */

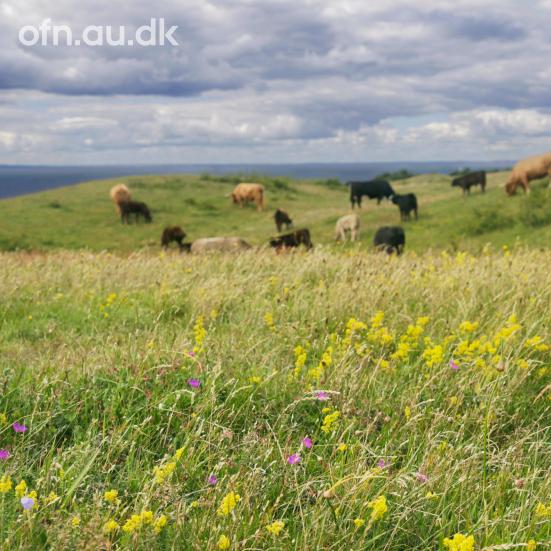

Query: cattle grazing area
left=0, top=249, right=549, bottom=549
left=1, top=170, right=551, bottom=253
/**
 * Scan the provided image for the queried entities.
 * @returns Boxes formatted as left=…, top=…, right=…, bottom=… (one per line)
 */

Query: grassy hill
left=0, top=171, right=550, bottom=252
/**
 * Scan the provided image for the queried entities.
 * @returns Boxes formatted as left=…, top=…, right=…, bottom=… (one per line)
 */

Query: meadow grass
left=0, top=171, right=550, bottom=253
left=0, top=247, right=549, bottom=550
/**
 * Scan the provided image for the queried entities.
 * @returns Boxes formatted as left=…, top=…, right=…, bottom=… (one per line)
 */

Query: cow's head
left=231, top=192, right=238, bottom=204
left=505, top=179, right=517, bottom=196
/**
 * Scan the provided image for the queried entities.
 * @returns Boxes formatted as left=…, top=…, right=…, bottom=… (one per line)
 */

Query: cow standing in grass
left=374, top=226, right=405, bottom=255
left=451, top=171, right=486, bottom=195
left=110, top=184, right=131, bottom=215
left=161, top=226, right=186, bottom=249
left=348, top=180, right=395, bottom=208
left=231, top=183, right=265, bottom=211
left=391, top=194, right=418, bottom=221
left=120, top=201, right=152, bottom=224
left=274, top=209, right=293, bottom=233
left=335, top=214, right=360, bottom=241
left=505, top=152, right=551, bottom=195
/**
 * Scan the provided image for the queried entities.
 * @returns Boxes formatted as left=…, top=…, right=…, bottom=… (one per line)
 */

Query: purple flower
left=416, top=472, right=429, bottom=484
left=187, top=351, right=196, bottom=357
left=314, top=391, right=330, bottom=401
left=287, top=453, right=301, bottom=465
left=188, top=378, right=201, bottom=389
left=0, top=449, right=10, bottom=460
left=207, top=474, right=218, bottom=485
left=20, top=497, right=35, bottom=510
left=449, top=359, right=459, bottom=370
left=377, top=459, right=388, bottom=469
left=302, top=437, right=313, bottom=449
left=12, top=422, right=27, bottom=433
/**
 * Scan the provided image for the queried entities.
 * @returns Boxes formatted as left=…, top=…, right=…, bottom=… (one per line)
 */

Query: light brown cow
left=505, top=152, right=551, bottom=195
left=110, top=184, right=131, bottom=214
left=231, top=183, right=265, bottom=211
left=190, top=237, right=252, bottom=253
left=335, top=214, right=360, bottom=241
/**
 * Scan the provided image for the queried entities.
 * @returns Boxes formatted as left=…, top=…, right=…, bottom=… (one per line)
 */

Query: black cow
left=391, top=193, right=418, bottom=221
left=161, top=226, right=186, bottom=249
left=451, top=171, right=486, bottom=195
left=269, top=229, right=313, bottom=251
left=348, top=180, right=395, bottom=208
left=373, top=226, right=405, bottom=255
left=120, top=201, right=152, bottom=224
left=274, top=208, right=293, bottom=233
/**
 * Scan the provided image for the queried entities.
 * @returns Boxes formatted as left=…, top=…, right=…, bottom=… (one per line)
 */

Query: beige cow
left=109, top=184, right=131, bottom=215
left=231, top=183, right=265, bottom=211
left=335, top=214, right=360, bottom=242
left=190, top=237, right=252, bottom=253
left=505, top=151, right=551, bottom=195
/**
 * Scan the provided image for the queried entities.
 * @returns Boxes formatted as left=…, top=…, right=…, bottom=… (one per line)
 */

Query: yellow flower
left=153, top=461, right=176, bottom=484
left=337, top=443, right=348, bottom=452
left=459, top=321, right=479, bottom=333
left=103, top=519, right=120, bottom=534
left=425, top=491, right=437, bottom=499
left=153, top=514, right=167, bottom=534
left=535, top=502, right=551, bottom=517
left=0, top=413, right=7, bottom=425
left=45, top=491, right=58, bottom=505
left=266, top=520, right=285, bottom=536
left=15, top=480, right=27, bottom=498
left=192, top=316, right=206, bottom=355
left=218, top=535, right=231, bottom=550
left=526, top=540, right=537, bottom=551
left=217, top=492, right=241, bottom=517
left=104, top=489, right=119, bottom=503
left=368, top=495, right=388, bottom=521
left=140, top=510, right=154, bottom=525
left=249, top=376, right=262, bottom=384
left=122, top=514, right=143, bottom=534
left=174, top=447, right=185, bottom=461
left=0, top=475, right=13, bottom=493
left=404, top=406, right=411, bottom=420
left=353, top=518, right=365, bottom=528
left=264, top=312, right=275, bottom=331
left=449, top=396, right=459, bottom=407
left=321, top=410, right=340, bottom=433
left=517, top=359, right=529, bottom=370
left=71, top=516, right=80, bottom=528
left=443, top=533, right=475, bottom=551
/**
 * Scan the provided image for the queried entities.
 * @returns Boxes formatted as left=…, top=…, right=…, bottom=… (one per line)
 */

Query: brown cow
left=505, top=151, right=551, bottom=195
left=110, top=184, right=131, bottom=215
left=231, top=183, right=265, bottom=211
left=161, top=226, right=186, bottom=249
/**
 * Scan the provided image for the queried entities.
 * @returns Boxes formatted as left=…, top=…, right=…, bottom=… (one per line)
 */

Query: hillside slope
left=0, top=171, right=550, bottom=252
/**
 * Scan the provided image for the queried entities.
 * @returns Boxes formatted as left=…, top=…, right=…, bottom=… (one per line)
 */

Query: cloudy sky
left=1, top=0, right=551, bottom=165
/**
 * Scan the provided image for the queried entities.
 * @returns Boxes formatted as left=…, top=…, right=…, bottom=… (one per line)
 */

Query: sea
left=0, top=161, right=512, bottom=200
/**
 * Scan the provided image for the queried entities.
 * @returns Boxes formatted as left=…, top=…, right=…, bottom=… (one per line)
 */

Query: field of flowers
left=0, top=247, right=549, bottom=550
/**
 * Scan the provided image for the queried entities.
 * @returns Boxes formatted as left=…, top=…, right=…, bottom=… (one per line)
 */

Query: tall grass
left=0, top=248, right=549, bottom=550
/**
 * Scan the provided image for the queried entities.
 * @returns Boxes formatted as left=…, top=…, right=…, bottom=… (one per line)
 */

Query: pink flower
left=0, top=449, right=10, bottom=460
left=302, top=437, right=313, bottom=449
left=314, top=391, right=330, bottom=401
left=449, top=359, right=458, bottom=370
left=287, top=453, right=301, bottom=465
left=416, top=472, right=429, bottom=484
left=12, top=422, right=27, bottom=433
left=207, top=474, right=218, bottom=485
left=377, top=459, right=388, bottom=469
left=187, top=351, right=196, bottom=357
left=188, top=378, right=201, bottom=389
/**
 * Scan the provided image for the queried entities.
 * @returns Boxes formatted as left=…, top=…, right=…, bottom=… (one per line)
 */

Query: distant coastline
left=0, top=161, right=512, bottom=200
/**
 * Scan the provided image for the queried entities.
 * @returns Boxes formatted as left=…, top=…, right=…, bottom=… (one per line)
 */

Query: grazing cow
left=120, top=201, right=152, bottom=224
left=347, top=180, right=395, bottom=208
left=373, top=226, right=405, bottom=255
left=190, top=237, right=252, bottom=253
left=269, top=229, right=313, bottom=251
left=335, top=214, right=360, bottom=241
left=109, top=184, right=131, bottom=215
left=505, top=151, right=551, bottom=195
left=451, top=171, right=486, bottom=195
left=274, top=208, right=293, bottom=233
left=161, top=226, right=186, bottom=249
left=231, top=183, right=265, bottom=211
left=391, top=193, right=418, bottom=221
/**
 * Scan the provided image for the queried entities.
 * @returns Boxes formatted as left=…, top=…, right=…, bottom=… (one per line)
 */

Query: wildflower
left=368, top=495, right=388, bottom=521
left=153, top=461, right=176, bottom=484
left=174, top=447, right=185, bottom=461
left=0, top=413, right=7, bottom=425
left=425, top=491, right=437, bottom=499
left=123, top=514, right=143, bottom=533
left=103, top=519, right=120, bottom=534
left=416, top=472, right=429, bottom=484
left=104, top=489, right=119, bottom=503
left=264, top=312, right=275, bottom=331
left=353, top=518, right=365, bottom=528
left=321, top=410, right=340, bottom=433
left=526, top=540, right=537, bottom=551
left=535, top=502, right=551, bottom=518
left=15, top=480, right=27, bottom=498
left=71, top=516, right=80, bottom=528
left=12, top=422, right=27, bottom=433
left=249, top=376, right=262, bottom=384
left=0, top=449, right=10, bottom=460
left=449, top=396, right=459, bottom=407
left=377, top=459, right=388, bottom=469
left=337, top=443, right=348, bottom=452
left=517, top=359, right=530, bottom=370
left=0, top=475, right=12, bottom=493
left=404, top=406, right=411, bottom=420
left=449, top=359, right=458, bottom=370
left=266, top=520, right=285, bottom=536
left=140, top=510, right=154, bottom=525
left=459, top=321, right=479, bottom=333
left=208, top=474, right=218, bottom=485
left=45, top=491, right=58, bottom=505
left=218, top=535, right=231, bottom=550
left=423, top=344, right=444, bottom=367
left=192, top=316, right=206, bottom=355
left=315, top=391, right=330, bottom=401
left=188, top=378, right=201, bottom=389
left=287, top=453, right=301, bottom=465
left=21, top=496, right=35, bottom=510
left=302, top=437, right=313, bottom=449
left=217, top=492, right=241, bottom=517
left=443, top=533, right=475, bottom=551
left=153, top=514, right=167, bottom=534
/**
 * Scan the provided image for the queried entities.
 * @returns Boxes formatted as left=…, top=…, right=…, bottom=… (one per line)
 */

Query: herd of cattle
left=109, top=150, right=551, bottom=255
